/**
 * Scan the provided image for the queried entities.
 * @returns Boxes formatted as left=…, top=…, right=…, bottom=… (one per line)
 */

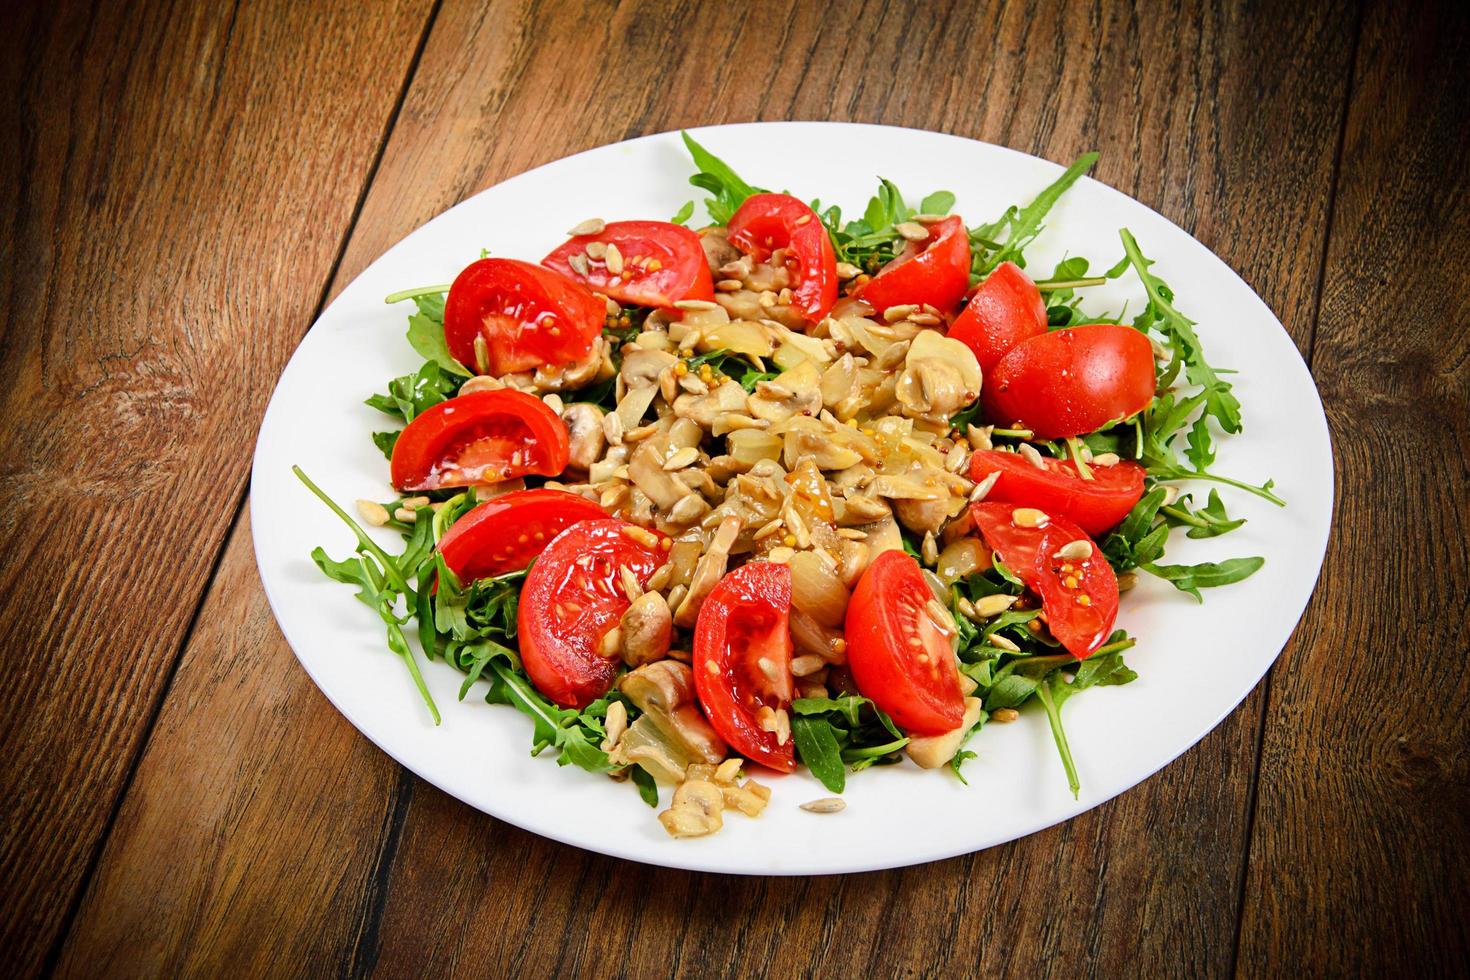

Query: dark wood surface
left=3, top=0, right=1465, bottom=976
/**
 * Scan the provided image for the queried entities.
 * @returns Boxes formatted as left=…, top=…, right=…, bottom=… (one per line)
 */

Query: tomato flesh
left=855, top=215, right=971, bottom=314
left=844, top=550, right=965, bottom=736
left=389, top=389, right=569, bottom=493
left=518, top=519, right=668, bottom=708
left=727, top=193, right=837, bottom=322
left=437, top=489, right=606, bottom=581
left=947, top=261, right=1048, bottom=373
left=984, top=323, right=1156, bottom=438
left=443, top=258, right=605, bottom=376
left=542, top=220, right=714, bottom=310
left=970, top=502, right=1119, bottom=658
left=692, top=562, right=796, bottom=773
left=969, top=449, right=1146, bottom=537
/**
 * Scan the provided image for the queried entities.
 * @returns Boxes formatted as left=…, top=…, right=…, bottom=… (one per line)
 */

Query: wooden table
left=3, top=0, right=1465, bottom=975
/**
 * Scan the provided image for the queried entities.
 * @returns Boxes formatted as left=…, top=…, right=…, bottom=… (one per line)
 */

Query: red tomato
left=692, top=561, right=796, bottom=773
left=518, top=519, right=668, bottom=708
left=727, top=193, right=837, bottom=322
left=844, top=550, right=965, bottom=736
left=947, top=261, right=1048, bottom=373
left=854, top=216, right=971, bottom=314
left=983, top=323, right=1156, bottom=438
left=443, top=258, right=605, bottom=376
left=542, top=220, right=715, bottom=309
left=389, top=389, right=569, bottom=493
left=970, top=502, right=1119, bottom=658
left=437, top=489, right=606, bottom=582
left=969, top=449, right=1146, bottom=536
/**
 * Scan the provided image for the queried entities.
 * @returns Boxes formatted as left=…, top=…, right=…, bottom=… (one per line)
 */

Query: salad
left=297, top=133, right=1280, bottom=839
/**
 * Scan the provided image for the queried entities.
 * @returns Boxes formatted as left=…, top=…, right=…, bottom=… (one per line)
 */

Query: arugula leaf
left=630, top=766, right=659, bottom=807
left=1141, top=556, right=1265, bottom=601
left=681, top=131, right=765, bottom=225
left=792, top=715, right=846, bottom=793
left=974, top=152, right=1099, bottom=274
left=365, top=361, right=460, bottom=425
left=670, top=200, right=695, bottom=226
left=371, top=430, right=399, bottom=460
left=919, top=189, right=956, bottom=215
left=407, top=312, right=470, bottom=378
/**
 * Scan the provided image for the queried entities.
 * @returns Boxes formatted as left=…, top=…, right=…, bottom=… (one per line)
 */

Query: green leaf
left=681, top=131, right=765, bottom=225
left=792, top=715, right=846, bottom=793
left=1141, top=556, right=1265, bottom=601
left=631, top=766, right=659, bottom=807
left=407, top=313, right=470, bottom=378
left=919, top=189, right=956, bottom=215
left=1037, top=677, right=1079, bottom=799
left=371, top=430, right=399, bottom=460
left=670, top=200, right=695, bottom=226
left=976, top=152, right=1099, bottom=274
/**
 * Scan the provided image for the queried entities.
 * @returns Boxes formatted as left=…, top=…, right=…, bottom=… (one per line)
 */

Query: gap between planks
left=39, top=0, right=446, bottom=972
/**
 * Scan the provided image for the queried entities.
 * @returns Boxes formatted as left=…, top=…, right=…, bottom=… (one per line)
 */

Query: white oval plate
left=251, top=123, right=1332, bottom=875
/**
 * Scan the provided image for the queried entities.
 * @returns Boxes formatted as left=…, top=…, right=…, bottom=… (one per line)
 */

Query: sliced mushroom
left=700, top=319, right=773, bottom=359
left=699, top=227, right=742, bottom=274
left=658, top=779, right=725, bottom=838
left=628, top=439, right=691, bottom=511
left=673, top=380, right=748, bottom=428
left=622, top=347, right=678, bottom=391
left=618, top=660, right=727, bottom=769
left=894, top=330, right=982, bottom=421
left=620, top=591, right=673, bottom=667
left=562, top=403, right=606, bottom=472
left=905, top=697, right=983, bottom=769
left=820, top=353, right=858, bottom=408
left=747, top=360, right=822, bottom=424
left=674, top=514, right=741, bottom=627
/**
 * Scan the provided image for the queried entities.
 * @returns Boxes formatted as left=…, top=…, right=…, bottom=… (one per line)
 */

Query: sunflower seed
left=598, top=627, right=623, bottom=658
left=972, top=594, right=1018, bottom=618
left=895, top=221, right=928, bottom=241
left=1011, top=507, right=1049, bottom=528
left=1093, top=452, right=1121, bottom=466
left=969, top=470, right=1001, bottom=502
left=568, top=217, right=605, bottom=236
left=604, top=242, right=624, bottom=275
left=568, top=252, right=589, bottom=276
left=356, top=500, right=390, bottom=526
left=662, top=446, right=699, bottom=471
left=882, top=304, right=920, bottom=323
left=990, top=633, right=1021, bottom=653
left=1018, top=443, right=1048, bottom=469
left=675, top=299, right=719, bottom=311
left=619, top=567, right=643, bottom=602
left=620, top=524, right=660, bottom=549
left=800, top=798, right=846, bottom=813
left=835, top=261, right=862, bottom=279
left=602, top=411, right=624, bottom=446
left=1054, top=539, right=1094, bottom=561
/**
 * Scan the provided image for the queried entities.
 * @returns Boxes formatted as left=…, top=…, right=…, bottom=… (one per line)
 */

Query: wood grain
left=0, top=0, right=435, bottom=973
left=47, top=0, right=1363, bottom=976
left=1235, top=0, right=1470, bottom=973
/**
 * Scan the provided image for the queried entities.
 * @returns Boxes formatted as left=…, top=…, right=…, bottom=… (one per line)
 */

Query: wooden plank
left=0, top=0, right=435, bottom=974
left=1235, top=1, right=1470, bottom=973
left=55, top=0, right=1356, bottom=975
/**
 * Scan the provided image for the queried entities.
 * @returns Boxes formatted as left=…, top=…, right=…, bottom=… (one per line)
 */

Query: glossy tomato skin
left=437, top=489, right=606, bottom=582
left=970, top=502, right=1119, bottom=658
left=844, top=550, right=965, bottom=736
left=518, top=519, right=668, bottom=708
left=969, top=449, right=1146, bottom=536
left=390, top=389, right=569, bottom=493
left=443, top=258, right=605, bottom=376
left=983, top=323, right=1155, bottom=438
left=693, top=561, right=796, bottom=773
left=542, top=220, right=714, bottom=309
left=947, top=261, right=1048, bottom=373
left=854, top=216, right=971, bottom=314
left=727, top=193, right=837, bottom=322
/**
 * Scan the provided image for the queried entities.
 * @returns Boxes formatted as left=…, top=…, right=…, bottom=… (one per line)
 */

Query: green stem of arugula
left=990, top=427, right=1035, bottom=439
left=293, top=465, right=412, bottom=593
left=1066, top=436, right=1094, bottom=480
left=1154, top=468, right=1286, bottom=506
left=384, top=283, right=452, bottom=304
left=389, top=617, right=441, bottom=725
left=1035, top=277, right=1107, bottom=291
left=1036, top=680, right=1080, bottom=799
left=842, top=738, right=910, bottom=760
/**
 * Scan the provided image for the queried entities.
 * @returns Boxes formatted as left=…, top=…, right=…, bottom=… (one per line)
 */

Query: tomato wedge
left=443, top=258, right=605, bottom=376
left=389, top=389, right=569, bottom=493
left=518, top=519, right=668, bottom=708
left=692, top=561, right=796, bottom=773
left=854, top=215, right=971, bottom=314
left=984, top=323, right=1155, bottom=438
left=844, top=550, right=965, bottom=736
left=970, top=502, right=1119, bottom=658
left=969, top=449, right=1146, bottom=536
left=437, top=489, right=606, bottom=581
left=947, top=261, right=1048, bottom=373
left=727, top=193, right=837, bottom=322
left=542, top=220, right=715, bottom=309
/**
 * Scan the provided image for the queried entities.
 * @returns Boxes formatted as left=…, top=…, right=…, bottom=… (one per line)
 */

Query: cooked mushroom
left=894, top=330, right=983, bottom=421
left=699, top=227, right=742, bottom=273
left=620, top=591, right=673, bottom=666
left=905, top=696, right=983, bottom=769
left=658, top=779, right=725, bottom=838
left=747, top=361, right=822, bottom=424
left=674, top=514, right=741, bottom=627
left=621, top=347, right=678, bottom=391
left=562, top=403, right=606, bottom=472
left=673, top=380, right=748, bottom=428
left=616, top=661, right=728, bottom=786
